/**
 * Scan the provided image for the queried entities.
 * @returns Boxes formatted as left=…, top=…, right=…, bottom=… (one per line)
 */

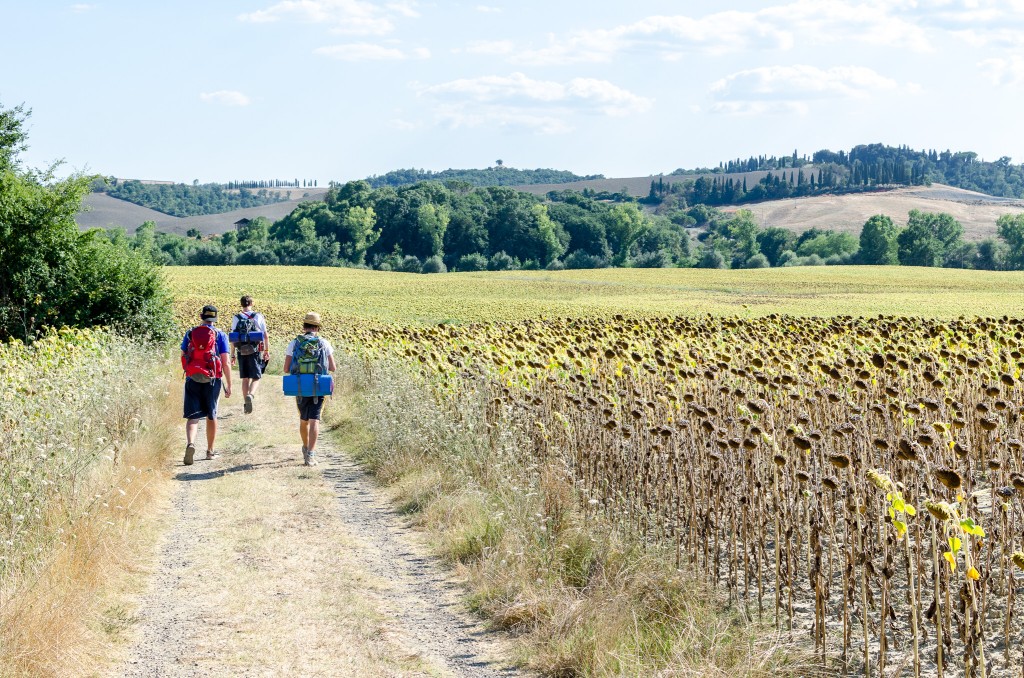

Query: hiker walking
left=283, top=312, right=336, bottom=467
left=230, top=295, right=270, bottom=414
left=180, top=305, right=232, bottom=465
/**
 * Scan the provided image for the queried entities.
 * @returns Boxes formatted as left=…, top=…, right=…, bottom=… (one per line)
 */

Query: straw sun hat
left=303, top=312, right=322, bottom=327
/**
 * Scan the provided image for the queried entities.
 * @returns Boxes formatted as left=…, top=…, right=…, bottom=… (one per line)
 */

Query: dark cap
left=200, top=305, right=218, bottom=319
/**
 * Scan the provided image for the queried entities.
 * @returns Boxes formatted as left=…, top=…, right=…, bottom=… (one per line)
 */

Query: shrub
left=745, top=253, right=771, bottom=269
left=488, top=251, right=519, bottom=271
left=546, top=259, right=566, bottom=271
left=457, top=253, right=488, bottom=272
left=563, top=250, right=609, bottom=270
left=696, top=249, right=727, bottom=269
left=777, top=250, right=799, bottom=266
left=422, top=255, right=447, bottom=274
left=632, top=250, right=671, bottom=268
left=399, top=255, right=423, bottom=273
left=236, top=246, right=280, bottom=266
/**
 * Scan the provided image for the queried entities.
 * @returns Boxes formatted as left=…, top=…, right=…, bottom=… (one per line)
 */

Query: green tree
left=858, top=215, right=899, bottom=265
left=897, top=219, right=942, bottom=267
left=724, top=209, right=760, bottom=263
left=756, top=227, right=795, bottom=267
left=414, top=203, right=449, bottom=258
left=339, top=205, right=379, bottom=263
left=996, top=213, right=1024, bottom=270
left=604, top=203, right=649, bottom=265
left=0, top=102, right=171, bottom=341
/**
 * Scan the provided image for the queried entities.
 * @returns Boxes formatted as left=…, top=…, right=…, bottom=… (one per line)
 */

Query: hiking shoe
left=307, top=451, right=318, bottom=467
left=184, top=443, right=196, bottom=466
left=206, top=450, right=220, bottom=460
left=302, top=446, right=309, bottom=465
left=244, top=394, right=253, bottom=414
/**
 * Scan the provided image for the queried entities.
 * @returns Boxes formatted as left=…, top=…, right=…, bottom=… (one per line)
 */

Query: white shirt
left=286, top=334, right=334, bottom=358
left=230, top=310, right=269, bottom=337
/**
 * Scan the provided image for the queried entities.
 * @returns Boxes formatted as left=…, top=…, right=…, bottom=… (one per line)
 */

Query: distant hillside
left=364, top=166, right=603, bottom=189
left=724, top=184, right=1024, bottom=242
left=515, top=170, right=780, bottom=198
left=77, top=188, right=331, bottom=235
left=95, top=179, right=295, bottom=217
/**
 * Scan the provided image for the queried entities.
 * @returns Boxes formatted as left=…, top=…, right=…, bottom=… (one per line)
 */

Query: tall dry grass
left=0, top=331, right=177, bottom=677
left=332, top=357, right=817, bottom=677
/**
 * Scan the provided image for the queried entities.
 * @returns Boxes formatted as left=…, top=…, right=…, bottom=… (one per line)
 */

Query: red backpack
left=182, top=325, right=223, bottom=382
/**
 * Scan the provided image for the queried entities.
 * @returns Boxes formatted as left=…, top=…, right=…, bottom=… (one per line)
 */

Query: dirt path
left=119, top=376, right=522, bottom=677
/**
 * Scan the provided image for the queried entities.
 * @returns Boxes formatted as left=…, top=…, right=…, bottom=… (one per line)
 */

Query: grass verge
left=0, top=370, right=179, bottom=678
left=329, top=358, right=819, bottom=677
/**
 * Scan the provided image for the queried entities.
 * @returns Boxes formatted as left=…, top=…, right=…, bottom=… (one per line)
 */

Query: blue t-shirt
left=181, top=325, right=230, bottom=355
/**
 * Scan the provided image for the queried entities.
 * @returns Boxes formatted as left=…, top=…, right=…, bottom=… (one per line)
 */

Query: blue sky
left=4, top=1, right=1024, bottom=183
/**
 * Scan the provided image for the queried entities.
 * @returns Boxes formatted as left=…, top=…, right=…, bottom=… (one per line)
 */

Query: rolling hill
left=76, top=188, right=331, bottom=235
left=516, top=176, right=1024, bottom=241
left=77, top=176, right=1024, bottom=242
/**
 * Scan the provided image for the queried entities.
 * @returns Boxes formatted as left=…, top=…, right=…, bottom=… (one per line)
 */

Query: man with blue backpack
left=229, top=295, right=270, bottom=415
left=282, top=312, right=336, bottom=467
left=181, top=305, right=233, bottom=466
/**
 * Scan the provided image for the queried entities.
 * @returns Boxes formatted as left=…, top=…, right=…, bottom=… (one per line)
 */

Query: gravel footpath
left=118, top=384, right=524, bottom=677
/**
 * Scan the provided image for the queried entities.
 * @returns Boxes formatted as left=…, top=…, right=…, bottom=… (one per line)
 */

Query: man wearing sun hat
left=180, top=304, right=232, bottom=465
left=283, top=312, right=336, bottom=466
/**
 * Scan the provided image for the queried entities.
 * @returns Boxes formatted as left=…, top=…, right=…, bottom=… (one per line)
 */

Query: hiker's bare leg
left=249, top=376, right=261, bottom=397
left=241, top=377, right=252, bottom=398
left=307, top=419, right=320, bottom=451
left=186, top=419, right=200, bottom=445
left=300, top=420, right=309, bottom=448
left=206, top=418, right=217, bottom=451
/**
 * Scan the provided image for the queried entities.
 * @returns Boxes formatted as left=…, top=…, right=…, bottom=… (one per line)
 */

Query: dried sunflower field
left=169, top=266, right=1024, bottom=676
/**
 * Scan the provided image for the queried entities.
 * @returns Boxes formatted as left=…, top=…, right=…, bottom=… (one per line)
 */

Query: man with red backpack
left=180, top=305, right=233, bottom=466
left=229, top=295, right=270, bottom=415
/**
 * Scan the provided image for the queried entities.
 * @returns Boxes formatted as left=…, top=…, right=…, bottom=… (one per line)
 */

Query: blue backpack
left=290, top=334, right=329, bottom=375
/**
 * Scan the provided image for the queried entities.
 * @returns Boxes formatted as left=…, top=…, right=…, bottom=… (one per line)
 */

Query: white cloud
left=70, top=3, right=95, bottom=12
left=239, top=0, right=416, bottom=35
left=708, top=65, right=909, bottom=114
left=315, top=43, right=429, bottom=60
left=385, top=1, right=419, bottom=18
left=978, top=55, right=1024, bottom=85
left=431, top=104, right=572, bottom=134
left=476, top=4, right=502, bottom=12
left=417, top=72, right=652, bottom=133
left=389, top=118, right=421, bottom=130
left=508, top=2, right=960, bottom=65
left=465, top=39, right=515, bottom=55
left=421, top=72, right=652, bottom=115
left=199, top=90, right=252, bottom=107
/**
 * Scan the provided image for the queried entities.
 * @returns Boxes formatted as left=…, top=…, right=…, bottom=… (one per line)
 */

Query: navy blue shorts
left=296, top=396, right=325, bottom=421
left=237, top=352, right=264, bottom=380
left=184, top=378, right=222, bottom=420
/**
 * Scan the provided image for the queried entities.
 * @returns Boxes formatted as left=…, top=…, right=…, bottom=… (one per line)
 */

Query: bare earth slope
left=119, top=376, right=522, bottom=677
left=77, top=187, right=331, bottom=235
left=731, top=184, right=1024, bottom=241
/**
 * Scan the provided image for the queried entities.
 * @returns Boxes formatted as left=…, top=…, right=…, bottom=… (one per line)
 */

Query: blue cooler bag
left=229, top=330, right=265, bottom=344
left=283, top=373, right=334, bottom=397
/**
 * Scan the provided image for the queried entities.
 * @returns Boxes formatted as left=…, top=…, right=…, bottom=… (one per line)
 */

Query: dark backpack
left=235, top=312, right=261, bottom=356
left=290, top=334, right=328, bottom=375
left=183, top=326, right=222, bottom=383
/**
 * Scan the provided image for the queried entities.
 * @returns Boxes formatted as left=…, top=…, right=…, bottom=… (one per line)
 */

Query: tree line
left=117, top=179, right=1024, bottom=273
left=650, top=143, right=1024, bottom=209
left=95, top=178, right=293, bottom=217
left=363, top=165, right=604, bottom=189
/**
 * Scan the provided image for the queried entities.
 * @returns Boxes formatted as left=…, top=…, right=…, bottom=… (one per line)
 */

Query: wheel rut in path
left=320, top=448, right=522, bottom=678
